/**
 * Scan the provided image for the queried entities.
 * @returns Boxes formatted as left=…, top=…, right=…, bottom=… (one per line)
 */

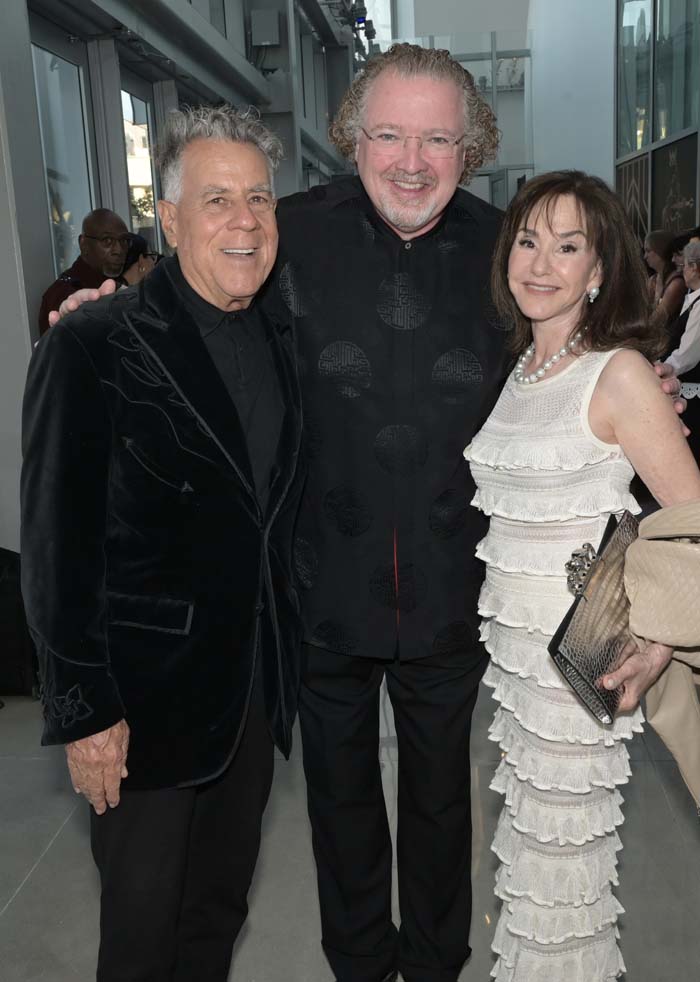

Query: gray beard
left=377, top=195, right=438, bottom=234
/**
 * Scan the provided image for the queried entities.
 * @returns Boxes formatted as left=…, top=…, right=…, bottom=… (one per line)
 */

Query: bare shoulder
left=596, top=348, right=658, bottom=398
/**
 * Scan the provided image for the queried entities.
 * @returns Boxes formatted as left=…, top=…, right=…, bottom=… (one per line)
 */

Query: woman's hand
left=600, top=639, right=674, bottom=713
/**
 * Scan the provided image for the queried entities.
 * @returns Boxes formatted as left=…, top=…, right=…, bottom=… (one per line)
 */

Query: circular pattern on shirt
left=373, top=425, right=428, bottom=475
left=432, top=621, right=473, bottom=657
left=293, top=536, right=319, bottom=590
left=369, top=562, right=426, bottom=612
left=310, top=619, right=359, bottom=656
left=324, top=484, right=373, bottom=537
left=318, top=341, right=372, bottom=399
left=431, top=348, right=483, bottom=404
left=437, top=237, right=461, bottom=254
left=376, top=272, right=431, bottom=331
left=429, top=488, right=469, bottom=538
left=278, top=261, right=309, bottom=317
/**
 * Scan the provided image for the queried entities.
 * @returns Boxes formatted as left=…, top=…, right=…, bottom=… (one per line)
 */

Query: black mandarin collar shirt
left=267, top=176, right=512, bottom=663
left=169, top=257, right=284, bottom=510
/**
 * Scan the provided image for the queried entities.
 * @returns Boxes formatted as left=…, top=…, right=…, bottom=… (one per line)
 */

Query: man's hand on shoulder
left=65, top=719, right=130, bottom=815
left=48, top=279, right=118, bottom=329
left=655, top=360, right=689, bottom=434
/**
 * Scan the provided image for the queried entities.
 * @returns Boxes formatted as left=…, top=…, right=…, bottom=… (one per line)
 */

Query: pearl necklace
left=514, top=328, right=587, bottom=385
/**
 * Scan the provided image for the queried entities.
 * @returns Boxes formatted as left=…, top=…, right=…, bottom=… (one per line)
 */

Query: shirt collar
left=168, top=256, right=242, bottom=338
left=683, top=286, right=700, bottom=310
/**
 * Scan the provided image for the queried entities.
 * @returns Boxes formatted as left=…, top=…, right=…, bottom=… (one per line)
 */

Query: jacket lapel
left=122, top=262, right=258, bottom=503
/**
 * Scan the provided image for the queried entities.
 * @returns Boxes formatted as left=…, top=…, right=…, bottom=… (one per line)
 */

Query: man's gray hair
left=156, top=105, right=284, bottom=202
left=684, top=240, right=700, bottom=265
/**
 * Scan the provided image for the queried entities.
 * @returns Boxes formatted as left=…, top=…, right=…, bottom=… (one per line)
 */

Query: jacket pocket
left=107, top=591, right=194, bottom=635
left=121, top=436, right=194, bottom=495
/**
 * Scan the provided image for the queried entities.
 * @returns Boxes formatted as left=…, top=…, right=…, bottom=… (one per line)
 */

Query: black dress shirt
left=168, top=258, right=284, bottom=511
left=265, top=176, right=512, bottom=664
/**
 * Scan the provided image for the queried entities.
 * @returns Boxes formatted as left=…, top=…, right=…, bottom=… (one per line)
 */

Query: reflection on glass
left=654, top=0, right=699, bottom=141
left=461, top=58, right=493, bottom=107
left=121, top=90, right=157, bottom=252
left=617, top=0, right=652, bottom=155
left=495, top=57, right=528, bottom=165
left=365, top=0, right=392, bottom=43
left=31, top=45, right=93, bottom=276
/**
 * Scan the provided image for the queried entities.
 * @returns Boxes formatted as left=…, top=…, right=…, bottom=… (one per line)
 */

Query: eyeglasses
left=360, top=127, right=466, bottom=160
left=82, top=234, right=131, bottom=249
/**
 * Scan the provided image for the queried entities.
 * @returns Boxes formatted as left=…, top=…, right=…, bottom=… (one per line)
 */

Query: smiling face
left=355, top=71, right=466, bottom=240
left=507, top=194, right=603, bottom=336
left=157, top=138, right=278, bottom=311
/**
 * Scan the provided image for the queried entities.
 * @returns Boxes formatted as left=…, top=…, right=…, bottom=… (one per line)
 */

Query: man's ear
left=157, top=199, right=178, bottom=249
left=78, top=234, right=87, bottom=258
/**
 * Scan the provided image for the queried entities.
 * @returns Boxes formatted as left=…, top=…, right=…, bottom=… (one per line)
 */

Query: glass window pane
left=460, top=56, right=493, bottom=109
left=616, top=154, right=650, bottom=244
left=31, top=44, right=93, bottom=276
left=495, top=56, right=529, bottom=165
left=654, top=0, right=700, bottom=141
left=365, top=0, right=392, bottom=43
left=651, top=133, right=697, bottom=232
left=617, top=0, right=652, bottom=155
left=121, top=90, right=158, bottom=252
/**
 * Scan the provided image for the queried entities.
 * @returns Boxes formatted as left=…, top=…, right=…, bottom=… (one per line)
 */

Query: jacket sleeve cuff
left=37, top=645, right=125, bottom=746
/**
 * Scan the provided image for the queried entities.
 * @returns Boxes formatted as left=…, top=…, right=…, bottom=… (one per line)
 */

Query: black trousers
left=299, top=644, right=488, bottom=982
left=90, top=670, right=274, bottom=982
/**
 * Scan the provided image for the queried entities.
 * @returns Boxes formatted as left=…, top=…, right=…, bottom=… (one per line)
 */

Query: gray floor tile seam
left=0, top=801, right=79, bottom=920
left=644, top=752, right=700, bottom=850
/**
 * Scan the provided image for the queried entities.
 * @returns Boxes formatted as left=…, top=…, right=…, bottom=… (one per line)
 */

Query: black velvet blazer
left=21, top=260, right=304, bottom=789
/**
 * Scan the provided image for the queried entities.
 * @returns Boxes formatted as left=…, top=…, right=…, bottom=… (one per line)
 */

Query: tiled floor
left=1, top=686, right=699, bottom=981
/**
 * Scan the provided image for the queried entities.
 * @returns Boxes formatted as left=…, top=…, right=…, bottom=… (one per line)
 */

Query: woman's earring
left=588, top=287, right=600, bottom=303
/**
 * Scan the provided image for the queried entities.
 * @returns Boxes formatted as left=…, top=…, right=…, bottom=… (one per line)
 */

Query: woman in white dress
left=464, top=171, right=700, bottom=981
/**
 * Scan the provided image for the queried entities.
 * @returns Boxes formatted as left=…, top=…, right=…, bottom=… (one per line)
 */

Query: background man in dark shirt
left=22, top=107, right=303, bottom=982
left=38, top=208, right=153, bottom=335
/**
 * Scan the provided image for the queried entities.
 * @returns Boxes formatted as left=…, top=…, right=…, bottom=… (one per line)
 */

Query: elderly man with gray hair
left=21, top=106, right=304, bottom=982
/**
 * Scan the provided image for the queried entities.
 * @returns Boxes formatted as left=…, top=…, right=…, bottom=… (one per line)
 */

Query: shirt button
left=404, top=242, right=412, bottom=250
left=255, top=602, right=265, bottom=615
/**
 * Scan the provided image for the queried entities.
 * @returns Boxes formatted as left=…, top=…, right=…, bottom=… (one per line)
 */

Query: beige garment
left=646, top=653, right=700, bottom=807
left=625, top=500, right=700, bottom=808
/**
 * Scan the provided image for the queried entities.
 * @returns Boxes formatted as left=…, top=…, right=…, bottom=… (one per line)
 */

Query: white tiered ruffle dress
left=464, top=349, right=644, bottom=981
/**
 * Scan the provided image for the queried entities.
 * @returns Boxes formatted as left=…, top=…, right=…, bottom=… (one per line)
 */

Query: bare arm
left=588, top=349, right=700, bottom=710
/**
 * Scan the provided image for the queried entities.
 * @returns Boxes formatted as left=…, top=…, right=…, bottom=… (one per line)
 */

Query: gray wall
left=413, top=0, right=530, bottom=38
left=527, top=0, right=616, bottom=184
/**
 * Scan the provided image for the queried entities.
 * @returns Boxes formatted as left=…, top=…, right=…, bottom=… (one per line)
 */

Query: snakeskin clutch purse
left=548, top=510, right=639, bottom=725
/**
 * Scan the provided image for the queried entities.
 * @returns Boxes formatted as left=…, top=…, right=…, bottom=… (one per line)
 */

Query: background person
left=665, top=239, right=700, bottom=463
left=468, top=170, right=700, bottom=980
left=38, top=208, right=153, bottom=335
left=644, top=228, right=686, bottom=339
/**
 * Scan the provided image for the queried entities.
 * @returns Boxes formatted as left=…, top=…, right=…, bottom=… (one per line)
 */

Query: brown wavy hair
left=329, top=43, right=499, bottom=185
left=491, top=170, right=664, bottom=360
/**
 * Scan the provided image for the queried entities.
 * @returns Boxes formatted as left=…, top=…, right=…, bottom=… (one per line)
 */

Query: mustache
left=385, top=170, right=436, bottom=188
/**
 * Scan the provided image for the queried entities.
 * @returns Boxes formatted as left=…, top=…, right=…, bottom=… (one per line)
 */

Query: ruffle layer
left=495, top=888, right=624, bottom=946
left=490, top=712, right=632, bottom=793
left=493, top=766, right=625, bottom=846
left=494, top=830, right=622, bottom=907
left=477, top=534, right=588, bottom=578
left=478, top=574, right=570, bottom=636
left=491, top=923, right=625, bottom=981
left=484, top=663, right=644, bottom=746
left=481, top=620, right=568, bottom=690
left=470, top=483, right=639, bottom=524
left=465, top=435, right=623, bottom=473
